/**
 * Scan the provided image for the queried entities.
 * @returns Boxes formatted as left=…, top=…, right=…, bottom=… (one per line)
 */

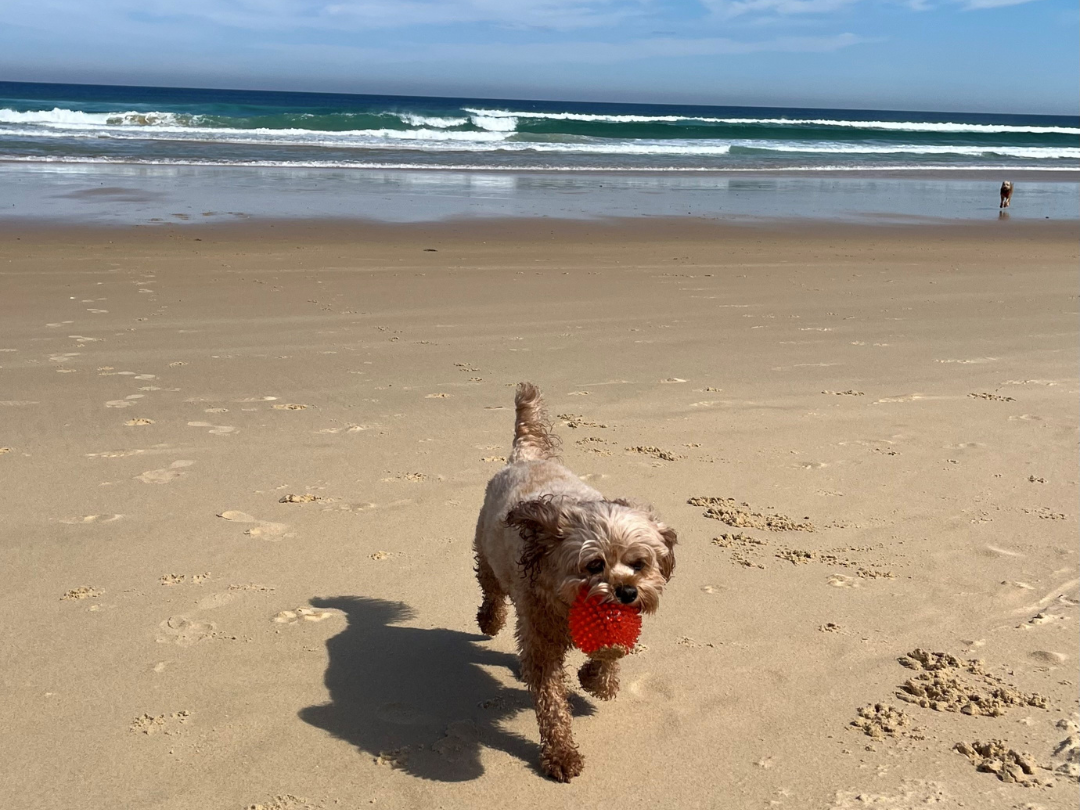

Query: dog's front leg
left=578, top=656, right=621, bottom=700
left=518, top=616, right=583, bottom=782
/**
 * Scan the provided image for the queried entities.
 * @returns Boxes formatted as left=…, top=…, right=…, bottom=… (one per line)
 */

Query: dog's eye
left=585, top=559, right=605, bottom=574
left=629, top=560, right=647, bottom=572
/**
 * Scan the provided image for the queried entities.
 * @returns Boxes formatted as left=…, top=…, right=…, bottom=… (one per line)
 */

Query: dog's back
left=475, top=383, right=600, bottom=595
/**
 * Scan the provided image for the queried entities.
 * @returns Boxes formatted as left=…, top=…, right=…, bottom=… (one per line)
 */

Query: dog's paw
left=578, top=659, right=620, bottom=701
left=477, top=599, right=507, bottom=637
left=542, top=747, right=584, bottom=783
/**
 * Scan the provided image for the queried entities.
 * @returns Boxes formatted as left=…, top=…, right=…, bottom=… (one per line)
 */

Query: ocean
left=2, top=81, right=1078, bottom=174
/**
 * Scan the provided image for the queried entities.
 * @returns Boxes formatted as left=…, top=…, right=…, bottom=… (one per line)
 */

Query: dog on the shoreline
left=473, top=383, right=677, bottom=781
left=1000, top=180, right=1013, bottom=208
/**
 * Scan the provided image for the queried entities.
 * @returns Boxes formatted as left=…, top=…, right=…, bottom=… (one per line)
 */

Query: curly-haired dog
left=473, top=382, right=677, bottom=781
left=1000, top=180, right=1013, bottom=208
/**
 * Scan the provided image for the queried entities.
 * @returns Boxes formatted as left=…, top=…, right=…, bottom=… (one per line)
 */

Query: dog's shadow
left=299, top=596, right=594, bottom=781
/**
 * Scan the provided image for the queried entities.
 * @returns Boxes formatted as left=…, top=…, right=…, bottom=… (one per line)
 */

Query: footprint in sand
left=827, top=574, right=861, bottom=588
left=272, top=607, right=340, bottom=624
left=60, top=514, right=123, bottom=525
left=271, top=403, right=308, bottom=411
left=156, top=616, right=218, bottom=646
left=1028, top=650, right=1068, bottom=667
left=381, top=472, right=428, bottom=483
left=105, top=394, right=145, bottom=409
left=187, top=421, right=237, bottom=435
left=193, top=590, right=245, bottom=611
left=136, top=460, right=194, bottom=484
left=627, top=672, right=676, bottom=701
left=1023, top=611, right=1069, bottom=628
left=125, top=418, right=154, bottom=426
left=830, top=783, right=951, bottom=809
left=218, top=510, right=293, bottom=541
left=317, top=424, right=374, bottom=434
left=321, top=501, right=377, bottom=513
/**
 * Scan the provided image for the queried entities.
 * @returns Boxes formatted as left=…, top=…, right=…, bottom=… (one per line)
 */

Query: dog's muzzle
left=614, top=585, right=638, bottom=604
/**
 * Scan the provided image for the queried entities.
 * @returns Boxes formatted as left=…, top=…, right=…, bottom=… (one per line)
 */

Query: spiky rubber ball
left=568, top=587, right=641, bottom=659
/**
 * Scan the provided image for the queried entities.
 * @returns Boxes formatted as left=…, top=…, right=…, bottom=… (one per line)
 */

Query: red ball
left=568, top=587, right=642, bottom=657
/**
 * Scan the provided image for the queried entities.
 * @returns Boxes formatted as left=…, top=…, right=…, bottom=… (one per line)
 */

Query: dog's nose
left=615, top=585, right=638, bottom=604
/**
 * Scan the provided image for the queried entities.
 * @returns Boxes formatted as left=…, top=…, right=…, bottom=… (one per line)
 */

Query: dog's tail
left=509, top=382, right=560, bottom=464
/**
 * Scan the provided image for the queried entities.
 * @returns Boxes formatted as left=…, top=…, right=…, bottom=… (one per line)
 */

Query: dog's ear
left=655, top=521, right=677, bottom=582
left=507, top=497, right=568, bottom=582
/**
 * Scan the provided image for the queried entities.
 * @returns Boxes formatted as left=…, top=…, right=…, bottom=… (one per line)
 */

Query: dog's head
left=506, top=496, right=676, bottom=614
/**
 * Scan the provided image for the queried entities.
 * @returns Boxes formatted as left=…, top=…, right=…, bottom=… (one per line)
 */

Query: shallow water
left=2, top=162, right=1076, bottom=227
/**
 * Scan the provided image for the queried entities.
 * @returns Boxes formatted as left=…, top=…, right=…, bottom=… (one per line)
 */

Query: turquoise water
left=2, top=82, right=1077, bottom=173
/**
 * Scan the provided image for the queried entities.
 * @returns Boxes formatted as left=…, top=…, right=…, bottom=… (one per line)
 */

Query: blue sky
left=2, top=1, right=1077, bottom=113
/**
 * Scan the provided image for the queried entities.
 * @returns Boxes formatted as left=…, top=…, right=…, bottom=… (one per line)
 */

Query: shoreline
left=4, top=213, right=1078, bottom=243
left=4, top=158, right=1078, bottom=181
left=2, top=162, right=1077, bottom=228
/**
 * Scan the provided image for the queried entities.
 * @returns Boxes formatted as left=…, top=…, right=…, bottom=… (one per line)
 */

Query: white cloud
left=255, top=31, right=870, bottom=65
left=961, top=0, right=1043, bottom=9
left=130, top=0, right=653, bottom=31
left=700, top=0, right=863, bottom=18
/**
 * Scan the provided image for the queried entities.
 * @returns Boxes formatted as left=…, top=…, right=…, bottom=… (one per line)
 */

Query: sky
left=1, top=1, right=1077, bottom=114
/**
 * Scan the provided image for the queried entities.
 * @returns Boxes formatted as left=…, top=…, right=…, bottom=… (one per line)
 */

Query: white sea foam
left=4, top=106, right=1077, bottom=139
left=740, top=141, right=1080, bottom=159
left=395, top=113, right=469, bottom=128
left=2, top=121, right=1075, bottom=161
left=0, top=107, right=193, bottom=126
left=470, top=114, right=519, bottom=132
left=463, top=107, right=1080, bottom=135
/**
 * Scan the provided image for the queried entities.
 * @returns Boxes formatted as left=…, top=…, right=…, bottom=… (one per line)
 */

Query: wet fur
left=1000, top=180, right=1013, bottom=208
left=473, top=382, right=677, bottom=781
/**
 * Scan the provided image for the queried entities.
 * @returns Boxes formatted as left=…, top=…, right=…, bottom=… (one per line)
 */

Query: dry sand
left=1, top=219, right=1077, bottom=809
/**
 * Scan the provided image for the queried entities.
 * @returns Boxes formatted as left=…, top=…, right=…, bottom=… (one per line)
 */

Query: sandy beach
left=1, top=217, right=1077, bottom=809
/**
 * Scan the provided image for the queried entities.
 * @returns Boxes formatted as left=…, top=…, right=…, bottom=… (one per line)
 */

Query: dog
left=473, top=382, right=677, bottom=781
left=1000, top=181, right=1013, bottom=208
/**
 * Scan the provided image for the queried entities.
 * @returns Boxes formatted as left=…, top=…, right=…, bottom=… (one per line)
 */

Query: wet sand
left=3, top=162, right=1078, bottom=227
left=0, top=218, right=1077, bottom=809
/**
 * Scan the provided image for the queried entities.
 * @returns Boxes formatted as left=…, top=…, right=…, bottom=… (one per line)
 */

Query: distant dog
left=473, top=383, right=677, bottom=781
left=1000, top=181, right=1013, bottom=208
